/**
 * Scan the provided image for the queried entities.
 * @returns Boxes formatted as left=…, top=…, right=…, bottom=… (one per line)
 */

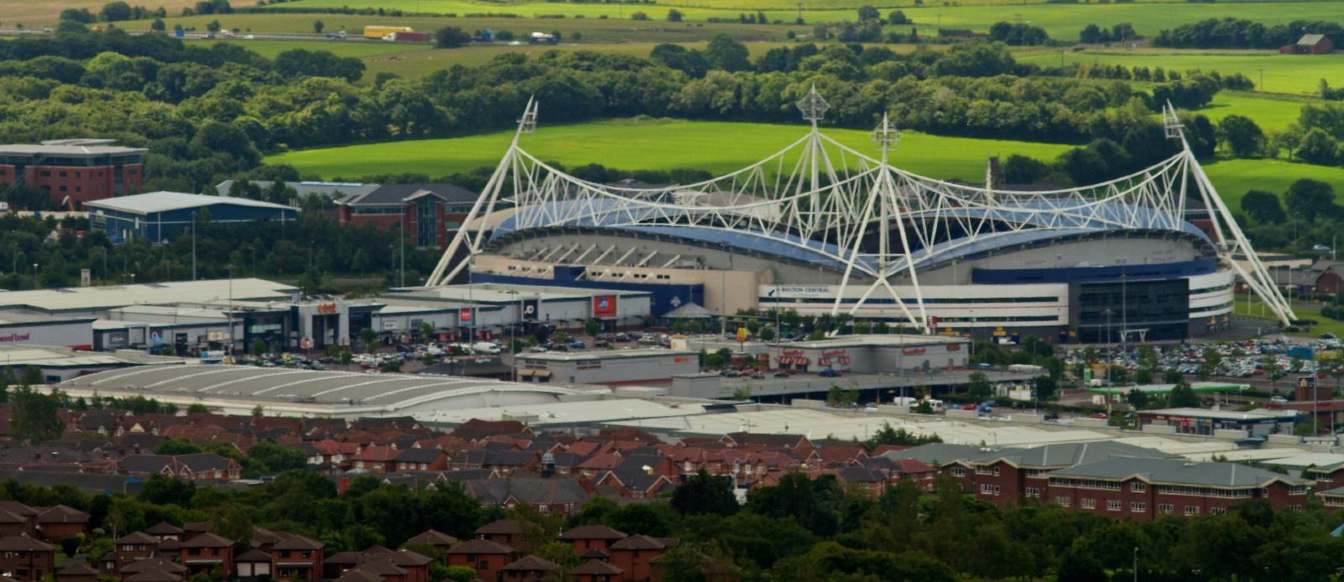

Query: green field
left=1017, top=48, right=1344, bottom=96
left=1201, top=92, right=1307, bottom=132
left=1202, top=158, right=1344, bottom=209
left=266, top=117, right=1074, bottom=180
left=144, top=13, right=804, bottom=43
left=202, top=38, right=430, bottom=59
left=271, top=0, right=1344, bottom=38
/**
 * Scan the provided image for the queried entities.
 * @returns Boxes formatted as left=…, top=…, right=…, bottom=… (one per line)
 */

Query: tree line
left=1154, top=17, right=1344, bottom=49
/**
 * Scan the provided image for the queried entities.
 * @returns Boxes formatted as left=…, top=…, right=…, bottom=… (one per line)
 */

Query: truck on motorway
left=363, top=25, right=414, bottom=40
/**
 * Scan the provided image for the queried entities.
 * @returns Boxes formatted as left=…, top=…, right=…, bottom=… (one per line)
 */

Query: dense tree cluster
left=1154, top=18, right=1344, bottom=49
left=987, top=22, right=1051, bottom=46
left=1079, top=22, right=1138, bottom=44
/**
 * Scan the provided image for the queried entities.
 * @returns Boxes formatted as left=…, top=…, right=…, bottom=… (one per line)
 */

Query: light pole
left=190, top=210, right=197, bottom=281
left=1133, top=547, right=1139, bottom=582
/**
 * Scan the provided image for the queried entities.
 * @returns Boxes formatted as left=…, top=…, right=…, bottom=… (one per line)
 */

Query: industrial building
left=766, top=334, right=969, bottom=373
left=1138, top=407, right=1301, bottom=437
left=0, top=345, right=184, bottom=383
left=0, top=139, right=145, bottom=208
left=86, top=191, right=298, bottom=244
left=215, top=180, right=478, bottom=249
left=374, top=284, right=652, bottom=342
left=425, top=95, right=1294, bottom=342
left=55, top=364, right=617, bottom=419
left=515, top=349, right=699, bottom=385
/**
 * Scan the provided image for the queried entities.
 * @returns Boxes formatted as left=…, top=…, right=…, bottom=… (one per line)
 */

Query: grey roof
left=884, top=441, right=1171, bottom=469
left=342, top=183, right=477, bottom=207
left=216, top=180, right=380, bottom=200
left=1299, top=33, right=1328, bottom=45
left=0, top=143, right=145, bottom=156
left=85, top=192, right=297, bottom=216
left=661, top=302, right=714, bottom=320
left=465, top=477, right=591, bottom=506
left=397, top=448, right=445, bottom=464
left=1050, top=457, right=1310, bottom=488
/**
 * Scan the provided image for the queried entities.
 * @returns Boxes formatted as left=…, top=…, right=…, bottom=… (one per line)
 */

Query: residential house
left=177, top=532, right=234, bottom=577
left=499, top=555, right=560, bottom=581
left=445, top=539, right=515, bottom=582
left=0, top=535, right=56, bottom=582
left=609, top=535, right=668, bottom=582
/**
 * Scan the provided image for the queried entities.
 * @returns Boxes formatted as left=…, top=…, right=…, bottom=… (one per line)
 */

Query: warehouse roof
left=1089, top=382, right=1250, bottom=395
left=1142, top=407, right=1300, bottom=421
left=387, top=283, right=649, bottom=304
left=342, top=183, right=478, bottom=207
left=0, top=345, right=185, bottom=369
left=85, top=192, right=297, bottom=216
left=0, top=278, right=296, bottom=312
left=775, top=334, right=968, bottom=349
left=216, top=180, right=380, bottom=200
left=57, top=365, right=606, bottom=416
left=517, top=348, right=695, bottom=362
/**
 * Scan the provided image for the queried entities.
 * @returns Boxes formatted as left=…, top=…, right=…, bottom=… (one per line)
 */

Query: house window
left=1131, top=502, right=1147, bottom=513
left=1107, top=500, right=1122, bottom=512
left=979, top=483, right=994, bottom=495
left=1158, top=503, right=1173, bottom=514
left=1131, top=482, right=1146, bottom=493
left=1185, top=505, right=1200, bottom=516
left=1210, top=507, right=1227, bottom=515
left=975, top=465, right=999, bottom=476
left=1080, top=498, right=1096, bottom=509
left=950, top=466, right=966, bottom=477
left=1025, top=487, right=1041, bottom=498
left=1056, top=496, right=1071, bottom=507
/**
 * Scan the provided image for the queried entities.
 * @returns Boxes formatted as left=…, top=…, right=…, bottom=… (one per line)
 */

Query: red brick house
left=0, top=535, right=56, bottom=582
left=271, top=533, right=325, bottom=582
left=177, top=532, right=234, bottom=577
left=34, top=505, right=88, bottom=542
left=445, top=539, right=515, bottom=582
left=573, top=558, right=624, bottom=582
left=559, top=525, right=627, bottom=556
left=609, top=535, right=667, bottom=582
left=499, top=555, right=560, bottom=581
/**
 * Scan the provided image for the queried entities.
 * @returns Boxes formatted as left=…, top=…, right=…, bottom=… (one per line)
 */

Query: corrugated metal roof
left=85, top=191, right=297, bottom=216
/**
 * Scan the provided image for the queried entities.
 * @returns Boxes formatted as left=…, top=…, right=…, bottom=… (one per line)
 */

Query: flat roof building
left=55, top=364, right=612, bottom=418
left=0, top=139, right=146, bottom=209
left=516, top=349, right=699, bottom=385
left=86, top=192, right=298, bottom=244
left=1138, top=407, right=1300, bottom=437
left=767, top=334, right=970, bottom=373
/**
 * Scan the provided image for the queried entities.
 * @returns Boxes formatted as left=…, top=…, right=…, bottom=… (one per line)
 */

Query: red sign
left=0, top=332, right=32, bottom=343
left=593, top=295, right=618, bottom=317
left=947, top=343, right=961, bottom=352
left=316, top=302, right=338, bottom=314
left=903, top=347, right=927, bottom=356
left=459, top=307, right=474, bottom=323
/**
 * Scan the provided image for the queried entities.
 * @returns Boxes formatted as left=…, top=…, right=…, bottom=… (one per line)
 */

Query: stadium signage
left=593, top=295, right=618, bottom=317
left=763, top=285, right=833, bottom=299
left=316, top=302, right=338, bottom=314
left=0, top=332, right=32, bottom=343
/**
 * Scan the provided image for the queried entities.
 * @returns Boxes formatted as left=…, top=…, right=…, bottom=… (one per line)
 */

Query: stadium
left=427, top=94, right=1292, bottom=343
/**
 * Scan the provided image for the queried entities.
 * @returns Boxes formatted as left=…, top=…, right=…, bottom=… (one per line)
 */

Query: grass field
left=1202, top=158, right=1344, bottom=209
left=266, top=117, right=1075, bottom=180
left=204, top=38, right=431, bottom=59
left=143, top=13, right=806, bottom=43
left=1202, top=92, right=1306, bottom=132
left=1017, top=48, right=1344, bottom=96
left=0, top=0, right=260, bottom=26
left=270, top=0, right=1344, bottom=38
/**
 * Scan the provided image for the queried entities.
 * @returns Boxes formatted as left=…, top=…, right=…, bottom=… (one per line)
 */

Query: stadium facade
left=428, top=93, right=1292, bottom=343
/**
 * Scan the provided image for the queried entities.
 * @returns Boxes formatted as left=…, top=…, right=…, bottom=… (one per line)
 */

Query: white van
left=472, top=342, right=502, bottom=355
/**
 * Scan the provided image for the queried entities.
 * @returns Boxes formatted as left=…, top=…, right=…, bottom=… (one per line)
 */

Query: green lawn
left=1016, top=48, right=1344, bottom=96
left=1202, top=158, right=1344, bottom=209
left=1201, top=92, right=1306, bottom=133
left=266, top=117, right=1074, bottom=180
left=270, top=0, right=1344, bottom=38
